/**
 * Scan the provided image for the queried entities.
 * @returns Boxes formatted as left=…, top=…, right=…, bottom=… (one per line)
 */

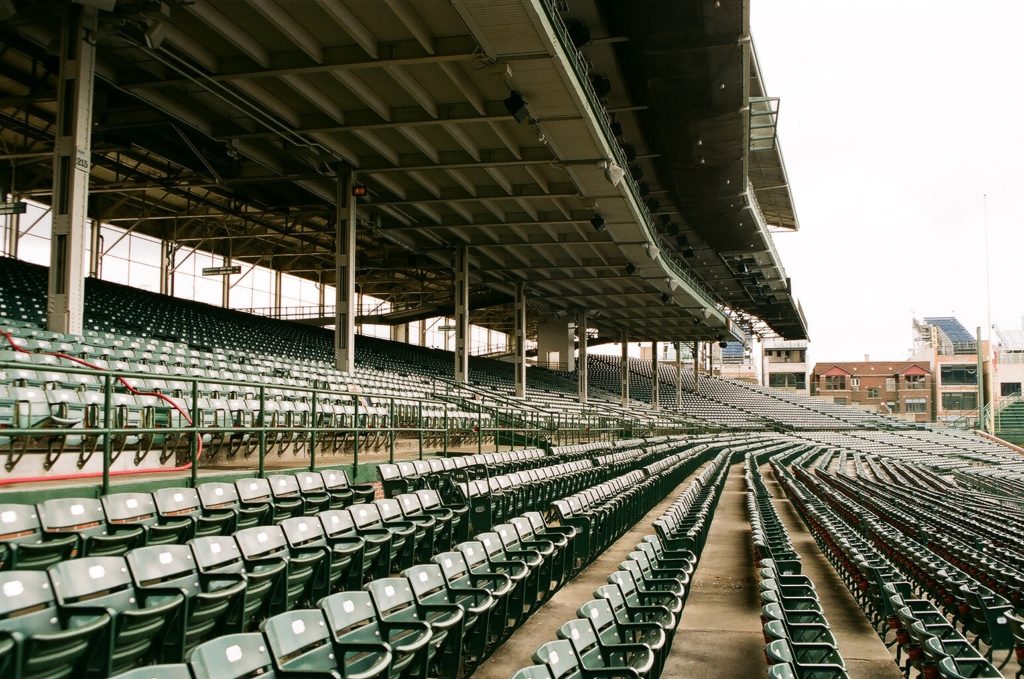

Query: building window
left=770, top=373, right=807, bottom=389
left=904, top=374, right=926, bottom=389
left=850, top=377, right=860, bottom=391
left=823, top=376, right=847, bottom=390
left=940, top=365, right=978, bottom=385
left=833, top=397, right=848, bottom=405
left=867, top=387, right=881, bottom=399
left=1001, top=383, right=1022, bottom=397
left=905, top=398, right=927, bottom=413
left=885, top=377, right=896, bottom=391
left=941, top=392, right=978, bottom=411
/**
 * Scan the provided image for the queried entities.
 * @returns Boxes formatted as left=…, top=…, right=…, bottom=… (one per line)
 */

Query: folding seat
left=153, top=487, right=235, bottom=537
left=350, top=503, right=412, bottom=575
left=434, top=549, right=514, bottom=650
left=280, top=514, right=362, bottom=593
left=366, top=577, right=463, bottom=677
left=49, top=556, right=185, bottom=676
left=187, top=632, right=276, bottom=679
left=578, top=598, right=667, bottom=675
left=293, top=471, right=337, bottom=513
left=189, top=536, right=283, bottom=630
left=626, top=551, right=688, bottom=600
left=510, top=665, right=551, bottom=679
left=126, top=544, right=246, bottom=658
left=764, top=636, right=847, bottom=678
left=936, top=656, right=1004, bottom=678
left=558, top=618, right=655, bottom=679
left=477, top=531, right=545, bottom=613
left=268, top=473, right=328, bottom=518
left=236, top=477, right=299, bottom=524
left=524, top=511, right=579, bottom=573
left=398, top=492, right=454, bottom=553
left=108, top=665, right=192, bottom=679
left=102, top=493, right=193, bottom=546
left=0, top=503, right=77, bottom=570
left=234, top=524, right=326, bottom=610
left=496, top=521, right=561, bottom=599
left=0, top=570, right=108, bottom=679
left=608, top=569, right=682, bottom=622
left=961, top=585, right=1016, bottom=662
left=532, top=639, right=583, bottom=679
left=317, top=469, right=354, bottom=508
left=594, top=583, right=676, bottom=645
left=318, top=591, right=413, bottom=677
left=317, top=509, right=383, bottom=584
left=261, top=608, right=387, bottom=679
left=377, top=497, right=435, bottom=563
left=197, top=482, right=269, bottom=531
left=404, top=563, right=494, bottom=671
left=377, top=463, right=408, bottom=497
left=456, top=540, right=531, bottom=632
left=321, top=468, right=374, bottom=506
left=37, top=497, right=143, bottom=557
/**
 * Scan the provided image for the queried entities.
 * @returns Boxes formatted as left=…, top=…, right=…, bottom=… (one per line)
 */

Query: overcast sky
left=752, top=1, right=1024, bottom=363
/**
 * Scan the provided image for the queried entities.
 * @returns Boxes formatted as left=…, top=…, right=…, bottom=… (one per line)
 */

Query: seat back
left=320, top=470, right=351, bottom=492
left=50, top=556, right=135, bottom=608
left=267, top=475, right=301, bottom=500
left=534, top=639, right=580, bottom=679
left=319, top=590, right=379, bottom=643
left=349, top=504, right=384, bottom=531
left=318, top=509, right=358, bottom=539
left=234, top=525, right=289, bottom=561
left=37, top=497, right=107, bottom=536
left=189, top=632, right=277, bottom=679
left=294, top=472, right=327, bottom=496
left=197, top=483, right=241, bottom=511
left=127, top=544, right=201, bottom=597
left=234, top=478, right=273, bottom=505
left=153, top=487, right=202, bottom=519
left=366, top=577, right=418, bottom=624
left=262, top=610, right=333, bottom=672
left=403, top=564, right=449, bottom=602
left=189, top=536, right=245, bottom=574
left=280, top=516, right=328, bottom=550
left=102, top=493, right=160, bottom=528
left=0, top=570, right=64, bottom=634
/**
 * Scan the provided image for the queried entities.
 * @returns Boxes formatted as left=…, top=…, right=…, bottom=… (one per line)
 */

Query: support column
left=651, top=341, right=659, bottom=410
left=577, top=311, right=588, bottom=404
left=454, top=245, right=469, bottom=383
left=159, top=240, right=174, bottom=296
left=47, top=4, right=97, bottom=335
left=620, top=330, right=630, bottom=406
left=335, top=169, right=357, bottom=373
left=419, top=320, right=427, bottom=347
left=317, top=276, right=325, bottom=319
left=4, top=203, right=18, bottom=259
left=392, top=323, right=408, bottom=343
left=675, top=341, right=682, bottom=409
left=87, top=218, right=101, bottom=278
left=513, top=281, right=526, bottom=398
left=693, top=340, right=700, bottom=393
left=221, top=254, right=231, bottom=308
left=273, top=270, right=283, bottom=317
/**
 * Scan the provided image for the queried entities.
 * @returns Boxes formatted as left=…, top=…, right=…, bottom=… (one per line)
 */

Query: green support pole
left=258, top=385, right=267, bottom=478
left=353, top=396, right=360, bottom=480
left=418, top=402, right=424, bottom=460
left=443, top=404, right=449, bottom=457
left=309, top=390, right=318, bottom=472
left=477, top=402, right=482, bottom=455
left=189, top=379, right=199, bottom=487
left=101, top=374, right=112, bottom=495
left=388, top=397, right=395, bottom=464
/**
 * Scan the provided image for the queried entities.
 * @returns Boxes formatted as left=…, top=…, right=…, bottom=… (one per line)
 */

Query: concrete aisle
left=472, top=463, right=710, bottom=679
left=763, top=467, right=903, bottom=679
left=663, top=463, right=766, bottom=679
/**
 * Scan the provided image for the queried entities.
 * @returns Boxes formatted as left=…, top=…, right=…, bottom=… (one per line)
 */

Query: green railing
left=0, top=360, right=561, bottom=494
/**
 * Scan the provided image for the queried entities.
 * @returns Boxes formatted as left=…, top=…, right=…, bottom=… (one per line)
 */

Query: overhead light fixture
left=719, top=340, right=728, bottom=349
left=566, top=19, right=592, bottom=47
left=682, top=248, right=695, bottom=258
left=625, top=263, right=637, bottom=275
left=610, top=121, right=624, bottom=137
left=646, top=198, right=660, bottom=212
left=692, top=317, right=701, bottom=326
left=590, top=214, right=606, bottom=232
left=503, top=90, right=529, bottom=124
left=601, top=160, right=625, bottom=187
left=660, top=293, right=671, bottom=304
left=352, top=185, right=368, bottom=197
left=675, top=234, right=689, bottom=248
left=666, top=223, right=680, bottom=237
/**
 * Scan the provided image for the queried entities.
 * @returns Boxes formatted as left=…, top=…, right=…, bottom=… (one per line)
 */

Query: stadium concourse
left=1, top=1, right=1024, bottom=679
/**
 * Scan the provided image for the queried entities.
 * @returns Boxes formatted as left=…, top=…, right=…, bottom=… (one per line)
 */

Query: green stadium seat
left=188, top=632, right=275, bottom=679
left=0, top=570, right=108, bottom=679
left=936, top=656, right=1005, bottom=678
left=434, top=549, right=514, bottom=651
left=236, top=478, right=298, bottom=525
left=197, top=483, right=268, bottom=531
left=280, top=515, right=360, bottom=594
left=189, top=536, right=283, bottom=631
left=317, top=509, right=380, bottom=585
left=37, top=497, right=143, bottom=557
left=607, top=570, right=682, bottom=621
left=234, top=525, right=325, bottom=610
left=376, top=498, right=431, bottom=564
left=263, top=608, right=378, bottom=678
left=0, top=503, right=77, bottom=570
left=457, top=540, right=530, bottom=631
left=318, top=470, right=355, bottom=509
left=293, top=472, right=336, bottom=513
left=594, top=584, right=676, bottom=644
left=765, top=638, right=847, bottom=679
left=532, top=639, right=581, bottom=679
left=318, top=591, right=402, bottom=678
left=49, top=556, right=184, bottom=675
left=127, top=544, right=246, bottom=658
left=366, top=578, right=452, bottom=678
left=558, top=618, right=655, bottom=678
left=153, top=487, right=235, bottom=537
left=102, top=492, right=193, bottom=546
left=268, top=474, right=326, bottom=518
left=350, top=503, right=411, bottom=575
left=416, top=489, right=469, bottom=543
left=510, top=665, right=553, bottom=679
left=397, top=492, right=453, bottom=554
left=108, top=664, right=192, bottom=679
left=578, top=598, right=666, bottom=675
left=322, top=469, right=374, bottom=505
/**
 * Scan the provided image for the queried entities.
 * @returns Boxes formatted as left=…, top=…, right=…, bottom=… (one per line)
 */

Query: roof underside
left=0, top=0, right=807, bottom=342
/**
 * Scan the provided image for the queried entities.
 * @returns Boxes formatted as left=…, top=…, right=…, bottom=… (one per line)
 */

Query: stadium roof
left=923, top=317, right=975, bottom=345
left=0, top=0, right=807, bottom=342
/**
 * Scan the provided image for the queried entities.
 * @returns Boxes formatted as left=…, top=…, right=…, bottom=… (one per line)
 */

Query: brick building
left=810, top=361, right=932, bottom=422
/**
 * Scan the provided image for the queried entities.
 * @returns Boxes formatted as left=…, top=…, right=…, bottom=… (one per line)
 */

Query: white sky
left=752, top=1, right=1024, bottom=363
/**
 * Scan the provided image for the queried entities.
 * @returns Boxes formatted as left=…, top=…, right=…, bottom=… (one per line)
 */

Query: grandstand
left=1, top=2, right=1023, bottom=679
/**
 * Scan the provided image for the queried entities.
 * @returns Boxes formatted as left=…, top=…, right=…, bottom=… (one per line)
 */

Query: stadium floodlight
left=719, top=340, right=728, bottom=349
left=625, top=263, right=637, bottom=275
left=660, top=293, right=671, bottom=304
left=590, top=214, right=606, bottom=232
left=504, top=90, right=530, bottom=124
left=682, top=248, right=695, bottom=258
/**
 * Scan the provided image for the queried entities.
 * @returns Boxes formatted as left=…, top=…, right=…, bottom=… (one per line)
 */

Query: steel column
left=335, top=169, right=357, bottom=373
left=454, top=245, right=469, bottom=383
left=577, top=311, right=588, bottom=404
left=620, top=330, right=629, bottom=406
left=693, top=341, right=700, bottom=393
left=513, top=281, right=526, bottom=398
left=47, top=4, right=97, bottom=335
left=651, top=341, right=659, bottom=410
left=159, top=239, right=174, bottom=296
left=88, top=219, right=101, bottom=278
left=675, top=341, right=682, bottom=409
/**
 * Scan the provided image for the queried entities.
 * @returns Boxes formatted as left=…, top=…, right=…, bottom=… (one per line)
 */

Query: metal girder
left=364, top=185, right=579, bottom=207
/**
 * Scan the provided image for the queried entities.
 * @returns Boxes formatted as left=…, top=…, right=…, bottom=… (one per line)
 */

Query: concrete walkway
left=664, top=464, right=766, bottom=679
left=472, top=464, right=709, bottom=678
left=763, top=466, right=903, bottom=679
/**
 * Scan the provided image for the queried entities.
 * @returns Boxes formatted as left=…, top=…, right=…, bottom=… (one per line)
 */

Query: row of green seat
left=512, top=450, right=731, bottom=678
left=0, top=469, right=376, bottom=571
left=745, top=454, right=848, bottom=679
left=779, top=458, right=1004, bottom=679
left=377, top=448, right=547, bottom=497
